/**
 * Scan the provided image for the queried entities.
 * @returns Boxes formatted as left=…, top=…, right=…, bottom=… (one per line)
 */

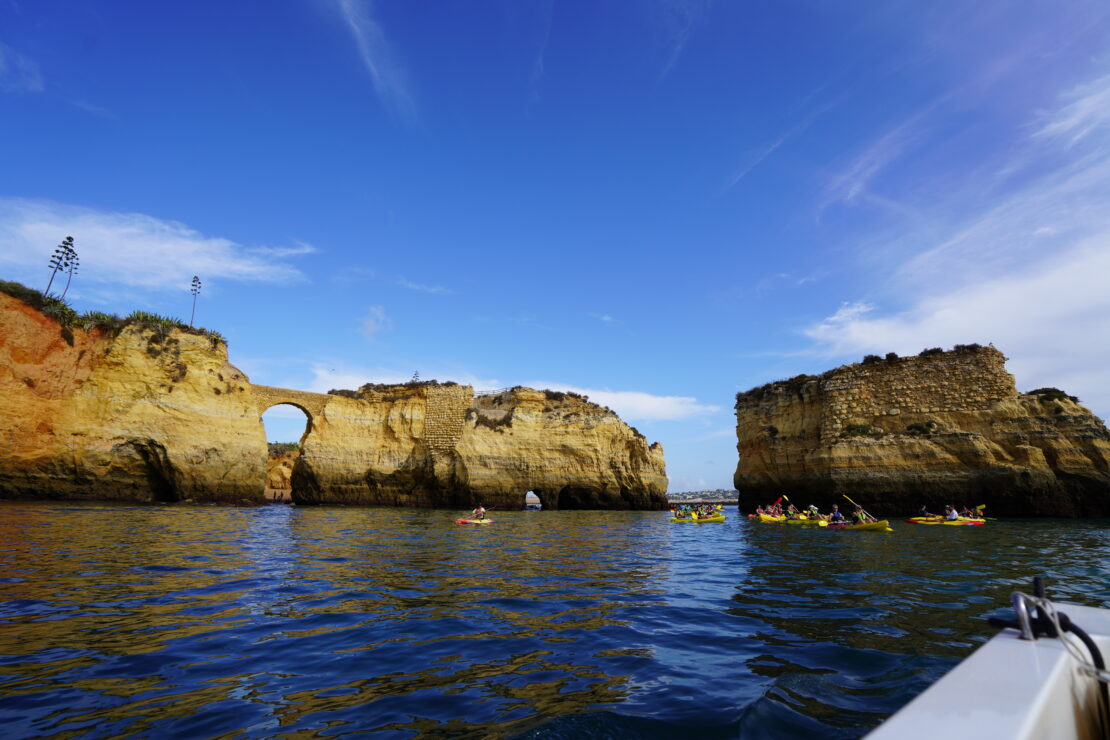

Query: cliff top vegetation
left=734, top=343, right=994, bottom=408
left=327, top=379, right=461, bottom=400
left=0, top=279, right=226, bottom=347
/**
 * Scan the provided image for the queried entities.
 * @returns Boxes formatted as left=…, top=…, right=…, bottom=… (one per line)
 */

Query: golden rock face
left=0, top=293, right=667, bottom=509
left=292, top=385, right=668, bottom=510
left=0, top=292, right=266, bottom=504
left=734, top=347, right=1110, bottom=516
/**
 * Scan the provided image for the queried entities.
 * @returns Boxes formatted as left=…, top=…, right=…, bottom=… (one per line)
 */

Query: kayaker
left=828, top=504, right=844, bottom=523
left=917, top=505, right=932, bottom=518
left=944, top=505, right=959, bottom=521
left=852, top=505, right=875, bottom=524
left=807, top=505, right=821, bottom=520
left=472, top=505, right=486, bottom=520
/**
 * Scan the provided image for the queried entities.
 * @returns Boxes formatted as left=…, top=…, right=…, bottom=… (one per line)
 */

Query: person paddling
left=944, top=505, right=959, bottom=521
left=828, top=504, right=844, bottom=523
left=472, top=504, right=487, bottom=520
left=852, top=505, right=875, bottom=524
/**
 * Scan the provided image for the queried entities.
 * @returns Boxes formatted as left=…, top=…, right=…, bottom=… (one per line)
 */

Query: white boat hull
left=868, top=602, right=1110, bottom=740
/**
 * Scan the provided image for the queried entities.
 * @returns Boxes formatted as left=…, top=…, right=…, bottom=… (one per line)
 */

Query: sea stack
left=733, top=345, right=1110, bottom=516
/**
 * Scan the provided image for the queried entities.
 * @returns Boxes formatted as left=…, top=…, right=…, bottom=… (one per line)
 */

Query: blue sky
left=3, top=1, right=1110, bottom=492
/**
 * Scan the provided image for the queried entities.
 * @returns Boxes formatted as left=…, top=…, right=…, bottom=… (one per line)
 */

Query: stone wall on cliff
left=734, top=346, right=1110, bottom=516
left=0, top=292, right=267, bottom=504
left=291, top=384, right=668, bottom=510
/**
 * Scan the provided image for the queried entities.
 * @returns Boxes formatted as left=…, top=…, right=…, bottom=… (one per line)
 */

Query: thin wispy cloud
left=0, top=42, right=43, bottom=92
left=526, top=380, right=720, bottom=421
left=0, top=198, right=308, bottom=292
left=590, top=312, right=615, bottom=323
left=527, top=0, right=554, bottom=103
left=805, top=67, right=1110, bottom=418
left=819, top=122, right=918, bottom=212
left=728, top=98, right=839, bottom=189
left=69, top=100, right=116, bottom=119
left=397, top=278, right=451, bottom=295
left=250, top=241, right=319, bottom=259
left=655, top=0, right=712, bottom=80
left=1033, top=72, right=1110, bottom=146
left=359, top=305, right=392, bottom=340
left=335, top=0, right=417, bottom=121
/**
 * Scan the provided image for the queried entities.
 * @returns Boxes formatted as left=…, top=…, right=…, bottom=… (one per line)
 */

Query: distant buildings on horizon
left=666, top=488, right=739, bottom=502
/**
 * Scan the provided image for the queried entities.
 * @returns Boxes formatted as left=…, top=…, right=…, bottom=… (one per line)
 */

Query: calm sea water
left=0, top=502, right=1108, bottom=739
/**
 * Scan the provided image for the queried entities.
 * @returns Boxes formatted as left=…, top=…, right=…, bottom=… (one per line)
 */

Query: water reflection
left=0, top=503, right=1108, bottom=738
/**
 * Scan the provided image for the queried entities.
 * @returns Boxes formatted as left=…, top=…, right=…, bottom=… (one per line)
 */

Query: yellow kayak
left=783, top=518, right=828, bottom=527
left=755, top=514, right=785, bottom=522
left=905, top=517, right=985, bottom=526
left=827, top=519, right=892, bottom=532
left=670, top=514, right=726, bottom=523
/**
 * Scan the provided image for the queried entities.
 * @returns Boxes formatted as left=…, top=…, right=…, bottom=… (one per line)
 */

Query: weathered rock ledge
left=291, top=383, right=667, bottom=510
left=734, top=346, right=1110, bottom=516
left=0, top=289, right=667, bottom=509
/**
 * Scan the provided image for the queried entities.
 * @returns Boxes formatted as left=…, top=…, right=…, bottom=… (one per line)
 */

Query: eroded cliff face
left=1, top=291, right=666, bottom=509
left=292, top=385, right=668, bottom=509
left=0, top=292, right=266, bottom=504
left=734, top=347, right=1110, bottom=516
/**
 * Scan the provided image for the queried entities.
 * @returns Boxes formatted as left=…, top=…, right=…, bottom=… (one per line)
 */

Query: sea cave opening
left=261, top=403, right=311, bottom=503
left=524, top=490, right=543, bottom=511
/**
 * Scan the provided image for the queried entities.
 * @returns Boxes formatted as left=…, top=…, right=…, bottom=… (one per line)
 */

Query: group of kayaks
left=747, top=501, right=991, bottom=532
left=669, top=505, right=727, bottom=523
left=750, top=512, right=893, bottom=532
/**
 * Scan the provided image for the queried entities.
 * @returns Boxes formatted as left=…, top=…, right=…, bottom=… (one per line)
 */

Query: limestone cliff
left=734, top=346, right=1110, bottom=516
left=292, top=384, right=668, bottom=509
left=0, top=291, right=267, bottom=504
left=1, top=286, right=667, bottom=509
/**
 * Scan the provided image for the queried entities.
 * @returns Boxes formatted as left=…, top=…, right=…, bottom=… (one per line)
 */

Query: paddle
left=781, top=494, right=801, bottom=519
left=783, top=494, right=828, bottom=526
left=842, top=494, right=878, bottom=524
left=976, top=504, right=996, bottom=521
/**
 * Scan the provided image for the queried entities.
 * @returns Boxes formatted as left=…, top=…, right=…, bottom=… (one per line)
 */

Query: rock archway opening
left=524, top=490, right=543, bottom=511
left=261, top=403, right=311, bottom=503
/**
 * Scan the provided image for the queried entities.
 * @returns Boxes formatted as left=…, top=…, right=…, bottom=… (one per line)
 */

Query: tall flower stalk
left=45, top=236, right=76, bottom=297
left=189, top=276, right=201, bottom=327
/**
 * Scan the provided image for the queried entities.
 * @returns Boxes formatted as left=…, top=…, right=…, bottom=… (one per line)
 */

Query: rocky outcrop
left=292, top=384, right=668, bottom=510
left=265, top=447, right=299, bottom=499
left=0, top=292, right=266, bottom=504
left=734, top=346, right=1110, bottom=516
left=0, top=287, right=667, bottom=509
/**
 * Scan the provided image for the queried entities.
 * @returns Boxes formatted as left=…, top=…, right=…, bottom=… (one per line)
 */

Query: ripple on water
left=0, top=503, right=1107, bottom=738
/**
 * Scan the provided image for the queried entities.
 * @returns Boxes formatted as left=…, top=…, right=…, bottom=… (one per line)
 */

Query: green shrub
left=885, top=352, right=899, bottom=362
left=906, top=420, right=938, bottom=435
left=2, top=279, right=225, bottom=344
left=475, top=412, right=513, bottom=431
left=919, top=347, right=943, bottom=357
left=843, top=423, right=884, bottom=438
left=1028, top=387, right=1079, bottom=403
left=953, top=343, right=983, bottom=353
